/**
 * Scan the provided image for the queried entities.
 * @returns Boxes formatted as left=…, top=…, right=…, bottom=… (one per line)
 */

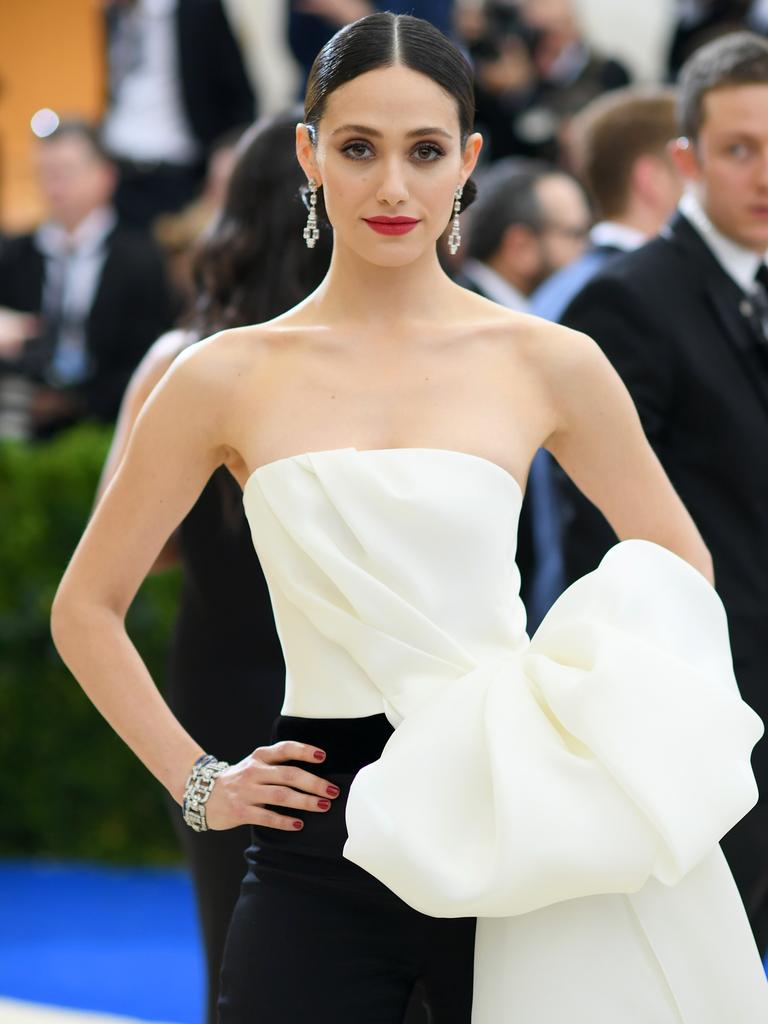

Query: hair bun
left=460, top=177, right=478, bottom=213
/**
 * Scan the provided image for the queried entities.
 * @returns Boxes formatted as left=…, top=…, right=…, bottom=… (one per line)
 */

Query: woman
left=95, top=114, right=331, bottom=1024
left=52, top=13, right=767, bottom=1022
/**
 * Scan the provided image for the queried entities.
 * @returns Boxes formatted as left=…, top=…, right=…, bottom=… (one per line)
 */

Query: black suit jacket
left=0, top=223, right=174, bottom=424
left=176, top=0, right=255, bottom=150
left=561, top=212, right=768, bottom=716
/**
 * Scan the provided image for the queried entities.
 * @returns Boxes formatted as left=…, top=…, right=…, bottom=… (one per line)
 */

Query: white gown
left=242, top=446, right=768, bottom=1022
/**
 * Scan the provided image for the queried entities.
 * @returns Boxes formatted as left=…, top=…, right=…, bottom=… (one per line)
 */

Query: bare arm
left=543, top=328, right=714, bottom=583
left=96, top=329, right=192, bottom=571
left=51, top=336, right=337, bottom=828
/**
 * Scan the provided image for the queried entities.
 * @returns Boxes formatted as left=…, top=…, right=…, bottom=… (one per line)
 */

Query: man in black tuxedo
left=561, top=32, right=768, bottom=953
left=0, top=121, right=174, bottom=438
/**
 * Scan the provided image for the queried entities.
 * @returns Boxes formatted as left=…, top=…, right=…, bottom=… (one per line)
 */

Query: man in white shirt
left=0, top=121, right=173, bottom=437
left=561, top=31, right=768, bottom=954
left=102, top=0, right=255, bottom=226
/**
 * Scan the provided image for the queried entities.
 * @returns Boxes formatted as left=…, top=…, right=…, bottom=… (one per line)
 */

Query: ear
left=460, top=131, right=484, bottom=188
left=296, top=123, right=321, bottom=186
left=667, top=136, right=701, bottom=184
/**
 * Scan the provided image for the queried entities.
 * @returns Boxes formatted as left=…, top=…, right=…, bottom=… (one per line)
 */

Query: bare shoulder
left=475, top=308, right=608, bottom=388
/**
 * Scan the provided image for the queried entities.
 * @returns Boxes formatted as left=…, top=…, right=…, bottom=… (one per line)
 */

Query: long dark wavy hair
left=183, top=111, right=332, bottom=523
left=190, top=109, right=332, bottom=337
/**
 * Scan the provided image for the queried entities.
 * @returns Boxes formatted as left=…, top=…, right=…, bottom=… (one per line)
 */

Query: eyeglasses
left=538, top=222, right=591, bottom=242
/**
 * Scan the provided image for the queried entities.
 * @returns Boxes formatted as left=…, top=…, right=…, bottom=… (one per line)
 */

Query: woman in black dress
left=97, top=112, right=332, bottom=1024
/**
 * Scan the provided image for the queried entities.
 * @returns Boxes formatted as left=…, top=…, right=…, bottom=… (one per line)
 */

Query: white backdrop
left=575, top=0, right=677, bottom=81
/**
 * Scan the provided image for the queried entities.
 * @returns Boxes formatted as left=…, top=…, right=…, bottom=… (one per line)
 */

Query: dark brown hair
left=302, top=12, right=478, bottom=221
left=191, top=111, right=332, bottom=336
left=678, top=31, right=768, bottom=142
left=570, top=87, right=678, bottom=220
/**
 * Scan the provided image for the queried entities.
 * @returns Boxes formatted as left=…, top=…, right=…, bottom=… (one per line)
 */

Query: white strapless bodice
left=243, top=447, right=528, bottom=721
left=243, top=447, right=768, bottom=1023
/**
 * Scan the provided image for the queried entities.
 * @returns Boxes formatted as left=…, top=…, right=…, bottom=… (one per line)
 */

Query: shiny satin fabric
left=243, top=446, right=768, bottom=1022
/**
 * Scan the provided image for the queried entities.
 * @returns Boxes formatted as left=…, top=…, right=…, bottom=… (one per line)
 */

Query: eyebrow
left=330, top=124, right=454, bottom=140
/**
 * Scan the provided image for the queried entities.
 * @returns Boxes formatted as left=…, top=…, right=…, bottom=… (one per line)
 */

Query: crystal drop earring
left=447, top=185, right=464, bottom=256
left=303, top=179, right=320, bottom=249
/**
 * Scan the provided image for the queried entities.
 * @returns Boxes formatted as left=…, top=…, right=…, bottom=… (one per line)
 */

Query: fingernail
left=318, top=799, right=331, bottom=810
left=326, top=785, right=340, bottom=797
left=292, top=819, right=303, bottom=829
left=313, top=750, right=326, bottom=761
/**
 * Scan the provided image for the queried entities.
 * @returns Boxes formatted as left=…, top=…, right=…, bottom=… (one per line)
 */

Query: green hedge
left=0, top=425, right=182, bottom=863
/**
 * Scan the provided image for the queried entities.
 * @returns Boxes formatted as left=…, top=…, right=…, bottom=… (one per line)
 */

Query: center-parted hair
left=303, top=12, right=478, bottom=214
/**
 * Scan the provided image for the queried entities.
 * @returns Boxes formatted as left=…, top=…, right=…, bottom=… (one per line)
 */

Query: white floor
left=0, top=999, right=180, bottom=1024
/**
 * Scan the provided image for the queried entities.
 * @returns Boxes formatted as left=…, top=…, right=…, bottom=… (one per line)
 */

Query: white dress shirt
left=35, top=206, right=117, bottom=385
left=678, top=189, right=766, bottom=295
left=102, top=0, right=199, bottom=165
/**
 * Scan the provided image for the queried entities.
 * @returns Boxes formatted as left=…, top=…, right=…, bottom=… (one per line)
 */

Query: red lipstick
left=364, top=216, right=420, bottom=236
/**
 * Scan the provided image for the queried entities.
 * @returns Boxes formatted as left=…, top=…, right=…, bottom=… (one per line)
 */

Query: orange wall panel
left=0, top=0, right=105, bottom=231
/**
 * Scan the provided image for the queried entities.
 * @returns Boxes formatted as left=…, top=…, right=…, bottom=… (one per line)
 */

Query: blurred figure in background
left=532, top=86, right=682, bottom=321
left=96, top=112, right=333, bottom=1024
left=459, top=158, right=590, bottom=629
left=471, top=0, right=630, bottom=163
left=288, top=0, right=455, bottom=88
left=668, top=0, right=768, bottom=78
left=154, top=124, right=245, bottom=307
left=102, top=0, right=256, bottom=227
left=0, top=120, right=173, bottom=439
left=460, top=158, right=590, bottom=310
left=561, top=32, right=768, bottom=954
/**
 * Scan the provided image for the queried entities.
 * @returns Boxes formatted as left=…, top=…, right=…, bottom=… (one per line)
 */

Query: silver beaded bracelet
left=182, top=753, right=230, bottom=832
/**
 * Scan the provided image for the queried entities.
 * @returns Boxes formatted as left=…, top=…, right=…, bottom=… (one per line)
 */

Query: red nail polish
left=292, top=820, right=303, bottom=829
left=326, top=785, right=340, bottom=797
left=313, top=750, right=326, bottom=761
left=318, top=799, right=331, bottom=810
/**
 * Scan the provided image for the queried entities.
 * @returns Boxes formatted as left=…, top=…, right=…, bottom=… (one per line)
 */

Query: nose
left=376, top=157, right=409, bottom=206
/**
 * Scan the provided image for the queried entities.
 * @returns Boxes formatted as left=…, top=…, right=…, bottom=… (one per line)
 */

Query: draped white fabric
left=243, top=447, right=768, bottom=1022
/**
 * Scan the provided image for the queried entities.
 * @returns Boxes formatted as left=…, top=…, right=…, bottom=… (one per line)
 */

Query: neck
left=305, top=236, right=458, bottom=328
left=53, top=207, right=100, bottom=237
left=603, top=199, right=660, bottom=240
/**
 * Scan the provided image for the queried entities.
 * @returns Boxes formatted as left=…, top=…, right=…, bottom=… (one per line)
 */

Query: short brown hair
left=569, top=87, right=677, bottom=220
left=678, top=31, right=768, bottom=142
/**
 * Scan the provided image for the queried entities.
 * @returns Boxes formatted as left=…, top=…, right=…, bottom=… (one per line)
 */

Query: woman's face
left=298, top=64, right=482, bottom=267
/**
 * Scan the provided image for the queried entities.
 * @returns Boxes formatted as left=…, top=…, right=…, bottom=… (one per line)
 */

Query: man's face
left=35, top=135, right=116, bottom=230
left=529, top=173, right=591, bottom=289
left=682, top=84, right=768, bottom=253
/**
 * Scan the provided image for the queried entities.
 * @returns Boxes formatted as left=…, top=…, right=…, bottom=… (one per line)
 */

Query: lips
left=364, top=216, right=420, bottom=236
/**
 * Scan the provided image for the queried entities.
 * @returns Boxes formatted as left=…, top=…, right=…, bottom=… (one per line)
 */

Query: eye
left=412, top=142, right=444, bottom=162
left=727, top=142, right=753, bottom=160
left=341, top=141, right=374, bottom=161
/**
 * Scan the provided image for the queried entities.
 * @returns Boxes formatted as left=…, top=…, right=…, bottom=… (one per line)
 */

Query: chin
left=355, top=239, right=433, bottom=269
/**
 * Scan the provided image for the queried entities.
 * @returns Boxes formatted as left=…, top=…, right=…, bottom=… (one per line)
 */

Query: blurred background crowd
left=2, top=1, right=768, bottom=1022
left=0, top=0, right=763, bottom=440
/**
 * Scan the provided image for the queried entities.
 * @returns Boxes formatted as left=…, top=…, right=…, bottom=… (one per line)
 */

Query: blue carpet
left=1, top=858, right=766, bottom=1021
left=0, top=860, right=203, bottom=1023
